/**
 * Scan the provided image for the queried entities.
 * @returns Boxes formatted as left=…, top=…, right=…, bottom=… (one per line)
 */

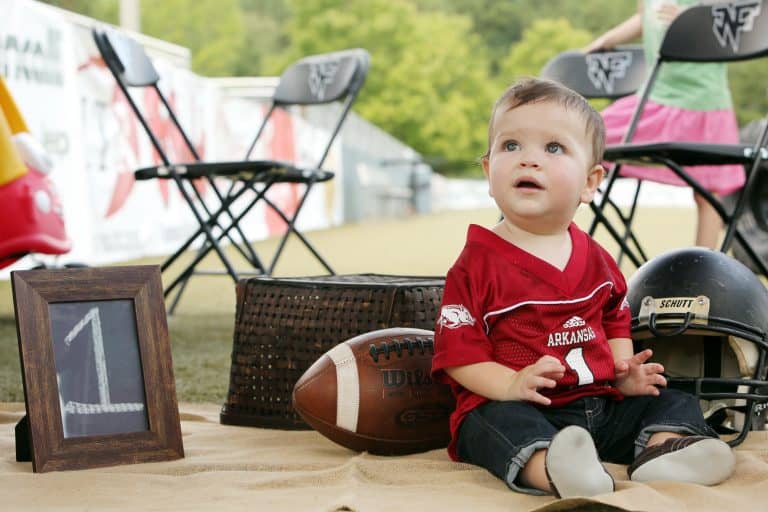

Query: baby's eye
left=545, top=142, right=564, bottom=154
left=503, top=140, right=519, bottom=152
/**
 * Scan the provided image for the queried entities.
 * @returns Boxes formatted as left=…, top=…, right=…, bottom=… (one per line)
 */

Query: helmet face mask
left=627, top=248, right=768, bottom=445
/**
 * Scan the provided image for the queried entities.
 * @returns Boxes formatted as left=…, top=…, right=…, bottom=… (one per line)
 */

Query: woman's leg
left=693, top=192, right=722, bottom=249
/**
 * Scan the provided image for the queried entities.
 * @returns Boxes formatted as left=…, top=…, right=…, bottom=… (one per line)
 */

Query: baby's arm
left=445, top=356, right=565, bottom=406
left=609, top=338, right=667, bottom=396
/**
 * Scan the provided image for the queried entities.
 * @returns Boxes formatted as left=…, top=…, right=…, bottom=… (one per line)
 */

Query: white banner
left=0, top=0, right=337, bottom=273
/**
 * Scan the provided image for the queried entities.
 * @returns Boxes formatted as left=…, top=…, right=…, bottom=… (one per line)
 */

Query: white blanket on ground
left=1, top=402, right=767, bottom=511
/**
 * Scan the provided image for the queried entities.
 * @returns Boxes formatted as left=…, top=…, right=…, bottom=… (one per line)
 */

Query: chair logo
left=308, top=59, right=340, bottom=101
left=711, top=0, right=761, bottom=52
left=585, top=51, right=633, bottom=94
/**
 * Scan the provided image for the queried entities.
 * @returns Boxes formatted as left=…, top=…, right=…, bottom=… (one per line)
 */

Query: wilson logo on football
left=381, top=368, right=434, bottom=388
left=438, top=304, right=475, bottom=330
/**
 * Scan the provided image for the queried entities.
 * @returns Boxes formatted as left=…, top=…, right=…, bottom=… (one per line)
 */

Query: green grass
left=0, top=206, right=696, bottom=403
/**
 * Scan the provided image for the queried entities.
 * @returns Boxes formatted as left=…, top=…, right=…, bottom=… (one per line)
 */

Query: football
left=292, top=327, right=455, bottom=455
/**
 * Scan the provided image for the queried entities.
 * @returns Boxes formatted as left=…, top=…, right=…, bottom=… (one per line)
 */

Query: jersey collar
left=466, top=223, right=588, bottom=293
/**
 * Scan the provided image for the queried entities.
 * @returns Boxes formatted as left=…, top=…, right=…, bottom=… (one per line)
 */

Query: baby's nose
left=519, top=158, right=540, bottom=168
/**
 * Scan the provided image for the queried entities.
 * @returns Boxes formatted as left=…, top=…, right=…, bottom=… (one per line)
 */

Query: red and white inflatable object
left=0, top=77, right=70, bottom=269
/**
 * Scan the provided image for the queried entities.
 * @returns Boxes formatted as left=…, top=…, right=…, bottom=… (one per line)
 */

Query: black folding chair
left=540, top=46, right=647, bottom=266
left=591, top=2, right=768, bottom=275
left=92, top=27, right=370, bottom=311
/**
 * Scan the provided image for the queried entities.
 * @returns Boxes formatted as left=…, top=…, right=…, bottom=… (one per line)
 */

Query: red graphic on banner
left=78, top=55, right=206, bottom=218
left=103, top=83, right=141, bottom=217
left=142, top=87, right=207, bottom=201
left=265, top=107, right=299, bottom=235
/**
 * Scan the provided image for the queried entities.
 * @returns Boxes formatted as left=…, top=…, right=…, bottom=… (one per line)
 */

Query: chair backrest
left=245, top=48, right=371, bottom=167
left=274, top=49, right=370, bottom=105
left=92, top=28, right=160, bottom=88
left=660, top=1, right=768, bottom=62
left=620, top=2, right=768, bottom=145
left=540, top=46, right=646, bottom=99
left=92, top=27, right=199, bottom=165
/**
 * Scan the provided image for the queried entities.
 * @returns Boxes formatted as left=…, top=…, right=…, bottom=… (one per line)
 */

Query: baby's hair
left=483, top=77, right=605, bottom=165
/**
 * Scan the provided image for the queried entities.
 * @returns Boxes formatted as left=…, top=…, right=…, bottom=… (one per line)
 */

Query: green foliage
left=139, top=0, right=246, bottom=77
left=416, top=0, right=636, bottom=75
left=34, top=0, right=768, bottom=174
left=269, top=0, right=496, bottom=173
left=729, top=61, right=768, bottom=128
left=43, top=0, right=119, bottom=23
left=232, top=0, right=291, bottom=76
left=499, top=18, right=594, bottom=83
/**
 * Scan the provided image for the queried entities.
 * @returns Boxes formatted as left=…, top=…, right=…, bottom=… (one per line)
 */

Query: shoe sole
left=630, top=438, right=735, bottom=485
left=545, top=425, right=615, bottom=498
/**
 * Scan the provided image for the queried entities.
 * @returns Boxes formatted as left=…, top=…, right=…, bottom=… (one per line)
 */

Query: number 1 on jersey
left=565, top=347, right=595, bottom=385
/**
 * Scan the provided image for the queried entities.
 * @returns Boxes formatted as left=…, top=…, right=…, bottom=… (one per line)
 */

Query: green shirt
left=642, top=0, right=733, bottom=110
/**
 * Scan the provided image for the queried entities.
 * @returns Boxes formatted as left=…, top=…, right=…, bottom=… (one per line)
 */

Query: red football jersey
left=431, top=224, right=631, bottom=460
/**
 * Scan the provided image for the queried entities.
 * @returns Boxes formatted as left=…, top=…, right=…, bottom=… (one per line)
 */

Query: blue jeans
left=455, top=388, right=718, bottom=495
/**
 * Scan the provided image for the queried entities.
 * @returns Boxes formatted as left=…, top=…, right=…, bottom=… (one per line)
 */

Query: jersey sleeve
left=431, top=264, right=495, bottom=385
left=599, top=248, right=632, bottom=340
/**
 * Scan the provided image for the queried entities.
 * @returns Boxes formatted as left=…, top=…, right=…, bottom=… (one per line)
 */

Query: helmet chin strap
left=648, top=312, right=694, bottom=337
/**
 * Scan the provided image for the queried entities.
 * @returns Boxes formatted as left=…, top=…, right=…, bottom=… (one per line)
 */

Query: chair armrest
left=603, top=142, right=764, bottom=166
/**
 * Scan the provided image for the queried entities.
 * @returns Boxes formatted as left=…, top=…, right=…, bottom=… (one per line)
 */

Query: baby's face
left=482, top=100, right=602, bottom=234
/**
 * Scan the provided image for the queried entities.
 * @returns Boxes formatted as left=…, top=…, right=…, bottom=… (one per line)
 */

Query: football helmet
left=627, top=248, right=768, bottom=445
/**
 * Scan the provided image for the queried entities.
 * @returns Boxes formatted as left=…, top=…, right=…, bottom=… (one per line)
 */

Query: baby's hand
left=507, top=355, right=565, bottom=405
left=614, top=349, right=667, bottom=396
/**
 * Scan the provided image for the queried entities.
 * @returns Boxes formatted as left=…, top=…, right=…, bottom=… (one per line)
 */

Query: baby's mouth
left=514, top=178, right=544, bottom=190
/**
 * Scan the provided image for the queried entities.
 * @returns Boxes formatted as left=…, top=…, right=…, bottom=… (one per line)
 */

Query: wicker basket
left=220, top=274, right=445, bottom=429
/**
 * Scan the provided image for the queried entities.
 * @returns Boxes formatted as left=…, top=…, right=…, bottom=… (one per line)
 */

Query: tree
left=416, top=0, right=636, bottom=76
left=498, top=19, right=614, bottom=112
left=139, top=0, right=246, bottom=77
left=499, top=18, right=593, bottom=82
left=498, top=18, right=600, bottom=107
left=729, top=61, right=768, bottom=129
left=42, top=0, right=118, bottom=22
left=233, top=0, right=291, bottom=76
left=270, top=0, right=496, bottom=174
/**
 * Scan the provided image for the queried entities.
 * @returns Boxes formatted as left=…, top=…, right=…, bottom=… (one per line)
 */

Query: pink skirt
left=602, top=95, right=745, bottom=195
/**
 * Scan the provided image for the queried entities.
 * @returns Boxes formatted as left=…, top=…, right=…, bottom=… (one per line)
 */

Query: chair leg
left=160, top=176, right=271, bottom=300
left=168, top=175, right=241, bottom=283
left=165, top=234, right=225, bottom=314
left=615, top=181, right=643, bottom=266
left=162, top=177, right=275, bottom=297
left=652, top=156, right=768, bottom=278
left=161, top=177, right=336, bottom=302
left=589, top=168, right=621, bottom=236
left=167, top=271, right=192, bottom=315
left=164, top=179, right=266, bottom=274
left=733, top=230, right=768, bottom=277
left=587, top=200, right=644, bottom=267
left=206, top=178, right=263, bottom=268
left=263, top=182, right=335, bottom=276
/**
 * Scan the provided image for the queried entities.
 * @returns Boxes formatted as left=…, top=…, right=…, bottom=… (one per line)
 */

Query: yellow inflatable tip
left=0, top=77, right=30, bottom=186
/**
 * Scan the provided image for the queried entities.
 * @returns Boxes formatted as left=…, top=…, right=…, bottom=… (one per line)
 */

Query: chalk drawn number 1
left=59, top=307, right=144, bottom=416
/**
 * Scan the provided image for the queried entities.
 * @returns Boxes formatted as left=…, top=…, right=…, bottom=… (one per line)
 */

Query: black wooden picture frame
left=11, top=265, right=184, bottom=472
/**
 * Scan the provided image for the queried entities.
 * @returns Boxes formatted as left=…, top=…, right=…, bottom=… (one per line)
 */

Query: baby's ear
left=481, top=157, right=494, bottom=198
left=580, top=164, right=604, bottom=203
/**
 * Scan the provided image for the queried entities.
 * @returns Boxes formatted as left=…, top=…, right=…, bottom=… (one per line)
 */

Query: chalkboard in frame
left=11, top=265, right=184, bottom=472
